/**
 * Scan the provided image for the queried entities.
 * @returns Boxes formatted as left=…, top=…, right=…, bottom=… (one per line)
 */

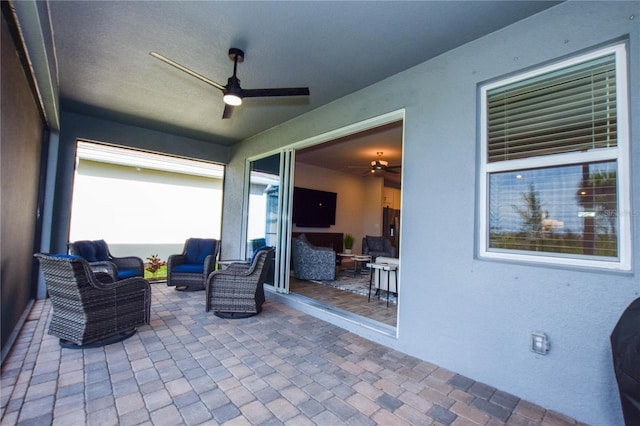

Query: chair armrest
left=204, top=255, right=218, bottom=276
left=88, top=261, right=118, bottom=280
left=111, top=255, right=144, bottom=275
left=167, top=254, right=186, bottom=269
left=218, top=259, right=250, bottom=265
left=211, top=263, right=253, bottom=276
left=91, top=275, right=150, bottom=291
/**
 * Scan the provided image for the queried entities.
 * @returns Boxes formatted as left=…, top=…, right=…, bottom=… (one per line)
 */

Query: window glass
left=489, top=161, right=617, bottom=257
left=480, top=43, right=629, bottom=270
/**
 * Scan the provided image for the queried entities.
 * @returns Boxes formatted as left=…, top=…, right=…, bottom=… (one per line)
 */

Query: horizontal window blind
left=487, top=54, right=616, bottom=163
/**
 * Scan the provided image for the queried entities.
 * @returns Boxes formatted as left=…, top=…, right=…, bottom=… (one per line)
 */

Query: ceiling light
left=371, top=160, right=388, bottom=169
left=223, top=93, right=242, bottom=106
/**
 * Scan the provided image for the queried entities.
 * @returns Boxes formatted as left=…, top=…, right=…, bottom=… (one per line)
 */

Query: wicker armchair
left=291, top=234, right=336, bottom=281
left=34, top=253, right=151, bottom=348
left=69, top=239, right=144, bottom=280
left=167, top=238, right=220, bottom=291
left=206, top=247, right=274, bottom=318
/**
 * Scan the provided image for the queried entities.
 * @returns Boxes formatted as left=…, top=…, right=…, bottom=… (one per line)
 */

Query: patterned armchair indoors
left=291, top=234, right=336, bottom=281
left=69, top=239, right=144, bottom=280
left=34, top=253, right=151, bottom=348
left=167, top=238, right=220, bottom=291
left=362, top=235, right=396, bottom=261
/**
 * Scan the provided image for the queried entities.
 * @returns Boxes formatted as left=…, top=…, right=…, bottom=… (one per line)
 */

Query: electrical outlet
left=531, top=331, right=550, bottom=355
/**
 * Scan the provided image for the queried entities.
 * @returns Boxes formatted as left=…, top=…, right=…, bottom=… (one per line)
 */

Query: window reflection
left=489, top=161, right=618, bottom=257
left=247, top=154, right=280, bottom=285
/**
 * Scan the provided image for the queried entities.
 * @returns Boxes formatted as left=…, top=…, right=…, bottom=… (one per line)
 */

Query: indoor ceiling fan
left=150, top=48, right=310, bottom=119
left=350, top=152, right=401, bottom=175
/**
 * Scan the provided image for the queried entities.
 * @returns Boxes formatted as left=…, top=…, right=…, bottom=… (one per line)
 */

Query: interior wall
left=222, top=3, right=640, bottom=424
left=1, top=13, right=44, bottom=355
left=293, top=162, right=384, bottom=253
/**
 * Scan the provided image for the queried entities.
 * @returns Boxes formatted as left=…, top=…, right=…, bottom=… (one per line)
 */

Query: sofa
left=291, top=234, right=336, bottom=281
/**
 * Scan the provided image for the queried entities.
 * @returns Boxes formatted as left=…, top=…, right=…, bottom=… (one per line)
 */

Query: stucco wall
left=221, top=3, right=640, bottom=424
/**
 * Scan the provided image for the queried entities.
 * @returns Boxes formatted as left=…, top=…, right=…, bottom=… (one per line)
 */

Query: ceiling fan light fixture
left=371, top=159, right=388, bottom=170
left=223, top=93, right=242, bottom=106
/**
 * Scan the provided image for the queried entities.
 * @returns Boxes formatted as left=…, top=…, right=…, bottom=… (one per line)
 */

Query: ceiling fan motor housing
left=228, top=48, right=244, bottom=62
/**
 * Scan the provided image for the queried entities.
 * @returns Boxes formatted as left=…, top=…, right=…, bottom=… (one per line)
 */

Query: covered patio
left=0, top=284, right=581, bottom=425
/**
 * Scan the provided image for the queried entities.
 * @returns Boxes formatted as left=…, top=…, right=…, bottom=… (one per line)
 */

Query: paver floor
left=1, top=283, right=584, bottom=425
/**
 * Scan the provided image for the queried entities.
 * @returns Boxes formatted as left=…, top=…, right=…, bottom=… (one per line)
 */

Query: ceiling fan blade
left=385, top=168, right=399, bottom=174
left=387, top=165, right=402, bottom=169
left=240, top=87, right=310, bottom=98
left=149, top=52, right=226, bottom=91
left=222, top=104, right=234, bottom=120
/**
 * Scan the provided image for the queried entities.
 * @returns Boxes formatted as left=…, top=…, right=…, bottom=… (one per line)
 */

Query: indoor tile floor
left=289, top=277, right=398, bottom=327
left=0, top=284, right=584, bottom=426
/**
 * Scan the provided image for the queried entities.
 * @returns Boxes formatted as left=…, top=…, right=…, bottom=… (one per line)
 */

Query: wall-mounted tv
left=292, top=187, right=337, bottom=228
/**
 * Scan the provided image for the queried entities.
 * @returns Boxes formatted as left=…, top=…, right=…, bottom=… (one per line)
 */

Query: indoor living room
left=288, top=121, right=402, bottom=328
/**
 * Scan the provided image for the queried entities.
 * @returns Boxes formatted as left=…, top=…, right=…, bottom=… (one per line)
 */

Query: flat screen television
left=292, top=187, right=337, bottom=228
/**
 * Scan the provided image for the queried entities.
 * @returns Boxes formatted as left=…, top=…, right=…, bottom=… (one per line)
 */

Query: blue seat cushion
left=51, top=254, right=80, bottom=260
left=172, top=264, right=204, bottom=274
left=184, top=239, right=216, bottom=265
left=117, top=269, right=139, bottom=279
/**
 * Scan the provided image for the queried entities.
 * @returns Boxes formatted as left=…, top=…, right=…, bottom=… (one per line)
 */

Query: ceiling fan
left=150, top=48, right=310, bottom=119
left=350, top=152, right=401, bottom=175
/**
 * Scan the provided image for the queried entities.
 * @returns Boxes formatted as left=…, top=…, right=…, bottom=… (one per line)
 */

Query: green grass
left=144, top=265, right=167, bottom=280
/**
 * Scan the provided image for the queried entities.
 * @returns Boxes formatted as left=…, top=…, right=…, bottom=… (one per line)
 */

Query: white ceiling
left=296, top=120, right=404, bottom=186
left=38, top=1, right=560, bottom=146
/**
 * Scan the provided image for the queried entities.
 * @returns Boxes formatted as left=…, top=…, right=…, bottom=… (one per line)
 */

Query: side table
left=337, top=253, right=371, bottom=274
left=367, top=262, right=398, bottom=307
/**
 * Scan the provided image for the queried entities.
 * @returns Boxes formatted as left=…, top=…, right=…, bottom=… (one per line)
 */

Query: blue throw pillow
left=73, top=241, right=97, bottom=261
left=94, top=240, right=110, bottom=261
left=250, top=246, right=270, bottom=265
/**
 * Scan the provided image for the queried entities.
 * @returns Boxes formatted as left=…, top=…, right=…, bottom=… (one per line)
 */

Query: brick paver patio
left=0, top=284, right=584, bottom=425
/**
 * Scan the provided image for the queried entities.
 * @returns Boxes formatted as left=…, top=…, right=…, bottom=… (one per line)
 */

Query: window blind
left=487, top=54, right=617, bottom=163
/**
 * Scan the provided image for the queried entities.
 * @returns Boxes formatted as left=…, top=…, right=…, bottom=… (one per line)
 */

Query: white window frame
left=478, top=43, right=631, bottom=271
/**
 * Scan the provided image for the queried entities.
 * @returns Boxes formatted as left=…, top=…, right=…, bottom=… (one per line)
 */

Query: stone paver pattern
left=1, top=284, right=586, bottom=425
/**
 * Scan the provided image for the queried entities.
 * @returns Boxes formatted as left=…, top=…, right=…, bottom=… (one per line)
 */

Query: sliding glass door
left=245, top=151, right=294, bottom=292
